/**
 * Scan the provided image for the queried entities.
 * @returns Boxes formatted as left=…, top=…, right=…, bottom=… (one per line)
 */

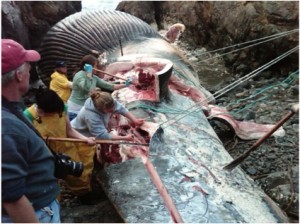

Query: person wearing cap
left=49, top=60, right=72, bottom=103
left=1, top=39, right=61, bottom=223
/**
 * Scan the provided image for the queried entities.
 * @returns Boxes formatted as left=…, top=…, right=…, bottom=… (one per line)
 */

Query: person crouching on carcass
left=71, top=88, right=144, bottom=140
left=71, top=88, right=144, bottom=165
left=23, top=88, right=100, bottom=204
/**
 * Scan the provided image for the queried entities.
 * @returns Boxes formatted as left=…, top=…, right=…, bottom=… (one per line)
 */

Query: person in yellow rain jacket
left=50, top=61, right=72, bottom=103
left=23, top=88, right=97, bottom=202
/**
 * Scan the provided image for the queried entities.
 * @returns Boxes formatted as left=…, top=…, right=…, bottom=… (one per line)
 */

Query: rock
left=117, top=1, right=298, bottom=78
left=236, top=64, right=248, bottom=73
left=117, top=1, right=157, bottom=28
left=267, top=154, right=278, bottom=160
left=235, top=90, right=249, bottom=97
left=290, top=85, right=299, bottom=95
left=2, top=1, right=81, bottom=47
left=246, top=167, right=257, bottom=175
left=1, top=1, right=81, bottom=80
left=260, top=166, right=299, bottom=215
left=243, top=110, right=256, bottom=121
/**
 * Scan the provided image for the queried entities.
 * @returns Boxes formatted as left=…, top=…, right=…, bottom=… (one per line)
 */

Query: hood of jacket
left=51, top=71, right=66, bottom=79
left=84, top=97, right=102, bottom=114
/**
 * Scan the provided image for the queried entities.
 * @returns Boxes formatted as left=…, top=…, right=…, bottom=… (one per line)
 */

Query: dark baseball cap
left=55, top=61, right=66, bottom=68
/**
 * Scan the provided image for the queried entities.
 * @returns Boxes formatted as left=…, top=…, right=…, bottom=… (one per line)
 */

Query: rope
left=125, top=32, right=298, bottom=127
left=128, top=103, right=197, bottom=115
left=229, top=70, right=298, bottom=106
left=158, top=46, right=299, bottom=129
left=162, top=29, right=298, bottom=85
left=197, top=29, right=299, bottom=63
left=213, top=46, right=299, bottom=99
left=133, top=30, right=298, bottom=88
left=141, top=69, right=298, bottom=122
left=228, top=70, right=299, bottom=117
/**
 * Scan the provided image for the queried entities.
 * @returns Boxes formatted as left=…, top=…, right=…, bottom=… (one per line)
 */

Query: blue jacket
left=71, top=97, right=128, bottom=139
left=1, top=102, right=60, bottom=213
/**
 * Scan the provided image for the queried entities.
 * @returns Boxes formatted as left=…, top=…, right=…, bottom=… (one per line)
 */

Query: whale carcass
left=38, top=10, right=288, bottom=223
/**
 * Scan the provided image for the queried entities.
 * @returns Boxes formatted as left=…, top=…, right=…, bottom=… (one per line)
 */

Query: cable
left=213, top=46, right=299, bottom=99
left=166, top=29, right=298, bottom=86
left=197, top=29, right=298, bottom=62
left=228, top=71, right=299, bottom=116
left=159, top=46, right=299, bottom=129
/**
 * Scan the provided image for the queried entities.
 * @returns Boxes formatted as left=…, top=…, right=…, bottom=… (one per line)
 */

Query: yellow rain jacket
left=24, top=104, right=95, bottom=196
left=50, top=71, right=72, bottom=103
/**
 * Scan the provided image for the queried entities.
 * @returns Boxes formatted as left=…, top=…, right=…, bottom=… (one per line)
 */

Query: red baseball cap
left=2, top=39, right=41, bottom=74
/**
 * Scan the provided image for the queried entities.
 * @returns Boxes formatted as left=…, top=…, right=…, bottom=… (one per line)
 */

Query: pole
left=119, top=39, right=123, bottom=56
left=44, top=137, right=149, bottom=146
left=223, top=103, right=299, bottom=171
left=93, top=67, right=128, bottom=81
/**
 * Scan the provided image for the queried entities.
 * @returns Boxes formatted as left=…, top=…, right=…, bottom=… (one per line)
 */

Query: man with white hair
left=1, top=39, right=61, bottom=223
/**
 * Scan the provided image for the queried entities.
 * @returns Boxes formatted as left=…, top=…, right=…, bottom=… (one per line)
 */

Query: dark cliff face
left=2, top=1, right=81, bottom=47
left=117, top=1, right=299, bottom=76
left=1, top=1, right=81, bottom=80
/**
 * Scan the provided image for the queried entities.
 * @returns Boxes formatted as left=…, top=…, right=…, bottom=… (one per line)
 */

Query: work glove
left=84, top=64, right=93, bottom=78
left=125, top=78, right=132, bottom=87
left=84, top=64, right=93, bottom=73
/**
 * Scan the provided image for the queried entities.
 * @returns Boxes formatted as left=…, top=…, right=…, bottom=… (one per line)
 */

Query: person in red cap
left=2, top=39, right=61, bottom=223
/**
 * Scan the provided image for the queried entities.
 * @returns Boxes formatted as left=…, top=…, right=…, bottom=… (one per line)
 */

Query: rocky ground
left=59, top=40, right=299, bottom=223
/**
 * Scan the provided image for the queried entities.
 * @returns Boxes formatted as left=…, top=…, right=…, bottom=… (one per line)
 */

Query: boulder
left=117, top=1, right=299, bottom=76
left=1, top=1, right=81, bottom=80
left=260, top=165, right=299, bottom=216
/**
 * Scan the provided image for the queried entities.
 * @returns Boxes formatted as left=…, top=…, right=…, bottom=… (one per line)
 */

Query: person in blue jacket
left=71, top=88, right=144, bottom=140
left=1, top=39, right=61, bottom=223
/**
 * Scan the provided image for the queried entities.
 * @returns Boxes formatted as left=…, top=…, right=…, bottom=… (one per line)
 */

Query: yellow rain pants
left=26, top=105, right=95, bottom=196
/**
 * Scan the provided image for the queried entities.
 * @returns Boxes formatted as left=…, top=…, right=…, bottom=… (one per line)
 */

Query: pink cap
left=2, top=39, right=41, bottom=73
